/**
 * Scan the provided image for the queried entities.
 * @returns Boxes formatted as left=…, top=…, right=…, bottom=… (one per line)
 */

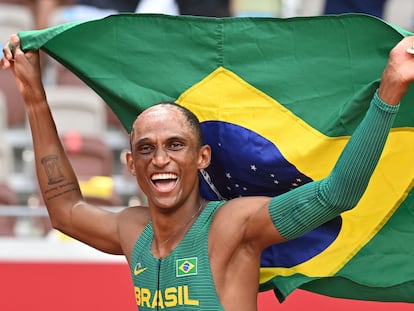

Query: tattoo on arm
left=40, top=154, right=80, bottom=201
left=41, top=154, right=65, bottom=185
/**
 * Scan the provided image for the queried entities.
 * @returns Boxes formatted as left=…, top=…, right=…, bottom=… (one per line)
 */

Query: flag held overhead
left=18, top=13, right=414, bottom=303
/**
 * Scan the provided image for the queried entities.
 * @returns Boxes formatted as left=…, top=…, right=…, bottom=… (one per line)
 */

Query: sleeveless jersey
left=130, top=201, right=225, bottom=310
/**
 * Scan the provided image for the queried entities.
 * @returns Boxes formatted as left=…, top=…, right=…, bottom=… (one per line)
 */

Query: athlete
left=2, top=34, right=414, bottom=310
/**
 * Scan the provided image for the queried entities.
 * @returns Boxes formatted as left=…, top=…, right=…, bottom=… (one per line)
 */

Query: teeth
left=151, top=173, right=178, bottom=181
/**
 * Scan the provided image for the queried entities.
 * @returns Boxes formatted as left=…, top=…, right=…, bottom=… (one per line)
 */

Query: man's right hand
left=1, top=34, right=45, bottom=103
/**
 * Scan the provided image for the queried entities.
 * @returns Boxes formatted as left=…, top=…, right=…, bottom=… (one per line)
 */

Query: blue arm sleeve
left=269, top=90, right=399, bottom=240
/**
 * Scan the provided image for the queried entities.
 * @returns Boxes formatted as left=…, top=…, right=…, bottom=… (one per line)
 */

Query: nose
left=152, top=147, right=170, bottom=167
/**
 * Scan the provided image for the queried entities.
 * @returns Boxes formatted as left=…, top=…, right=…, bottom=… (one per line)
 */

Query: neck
left=151, top=198, right=206, bottom=258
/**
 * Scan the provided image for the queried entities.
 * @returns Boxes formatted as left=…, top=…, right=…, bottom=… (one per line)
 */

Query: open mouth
left=151, top=173, right=178, bottom=192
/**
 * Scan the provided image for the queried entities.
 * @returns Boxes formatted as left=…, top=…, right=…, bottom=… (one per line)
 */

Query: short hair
left=130, top=101, right=204, bottom=147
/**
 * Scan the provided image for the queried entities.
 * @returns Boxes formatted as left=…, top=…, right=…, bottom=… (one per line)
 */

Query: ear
left=198, top=144, right=211, bottom=169
left=125, top=151, right=137, bottom=176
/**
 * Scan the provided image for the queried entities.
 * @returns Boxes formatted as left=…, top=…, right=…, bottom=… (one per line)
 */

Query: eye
left=138, top=144, right=154, bottom=155
left=168, top=141, right=184, bottom=150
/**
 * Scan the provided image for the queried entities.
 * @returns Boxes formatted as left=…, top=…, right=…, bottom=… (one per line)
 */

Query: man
left=1, top=33, right=413, bottom=310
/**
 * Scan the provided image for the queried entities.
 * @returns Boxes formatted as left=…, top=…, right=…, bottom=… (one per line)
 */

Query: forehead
left=131, top=105, right=194, bottom=141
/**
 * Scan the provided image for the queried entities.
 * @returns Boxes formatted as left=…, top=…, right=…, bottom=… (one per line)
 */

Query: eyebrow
left=133, top=135, right=189, bottom=148
left=132, top=137, right=150, bottom=151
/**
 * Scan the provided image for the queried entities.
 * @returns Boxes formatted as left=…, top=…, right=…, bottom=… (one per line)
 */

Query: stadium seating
left=0, top=3, right=34, bottom=128
left=52, top=59, right=125, bottom=129
left=0, top=91, right=14, bottom=180
left=44, top=85, right=108, bottom=136
left=0, top=91, right=18, bottom=236
left=0, top=183, right=18, bottom=236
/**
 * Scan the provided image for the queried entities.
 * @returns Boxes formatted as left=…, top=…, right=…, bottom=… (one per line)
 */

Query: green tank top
left=130, top=201, right=225, bottom=310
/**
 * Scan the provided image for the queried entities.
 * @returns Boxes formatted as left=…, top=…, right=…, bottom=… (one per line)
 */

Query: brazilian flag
left=18, top=13, right=414, bottom=303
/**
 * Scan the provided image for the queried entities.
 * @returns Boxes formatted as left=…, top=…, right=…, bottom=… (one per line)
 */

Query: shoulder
left=119, top=205, right=151, bottom=227
left=213, top=196, right=272, bottom=220
left=117, top=205, right=151, bottom=259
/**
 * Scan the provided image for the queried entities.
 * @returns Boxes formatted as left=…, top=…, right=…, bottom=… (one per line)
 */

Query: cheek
left=134, top=163, right=153, bottom=194
left=181, top=157, right=202, bottom=180
left=134, top=159, right=149, bottom=175
left=136, top=175, right=149, bottom=193
left=128, top=154, right=150, bottom=177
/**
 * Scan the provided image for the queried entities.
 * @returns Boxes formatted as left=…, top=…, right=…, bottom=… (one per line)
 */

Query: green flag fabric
left=18, top=13, right=414, bottom=303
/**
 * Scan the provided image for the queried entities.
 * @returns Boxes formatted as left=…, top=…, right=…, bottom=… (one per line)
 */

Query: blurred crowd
left=1, top=0, right=413, bottom=31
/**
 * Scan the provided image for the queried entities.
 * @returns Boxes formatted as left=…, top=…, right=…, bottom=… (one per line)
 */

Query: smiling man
left=2, top=32, right=414, bottom=310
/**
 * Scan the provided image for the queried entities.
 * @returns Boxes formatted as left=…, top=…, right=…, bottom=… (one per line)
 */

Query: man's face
left=127, top=105, right=209, bottom=209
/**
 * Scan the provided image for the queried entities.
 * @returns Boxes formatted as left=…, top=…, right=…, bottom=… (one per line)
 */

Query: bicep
left=59, top=202, right=125, bottom=255
left=233, top=197, right=288, bottom=250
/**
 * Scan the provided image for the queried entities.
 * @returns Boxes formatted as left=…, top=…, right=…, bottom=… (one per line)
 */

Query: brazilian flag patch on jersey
left=176, top=257, right=198, bottom=277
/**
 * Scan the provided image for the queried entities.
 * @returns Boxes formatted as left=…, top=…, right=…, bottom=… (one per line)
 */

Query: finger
left=1, top=46, right=12, bottom=69
left=0, top=57, right=8, bottom=69
left=2, top=34, right=19, bottom=60
left=2, top=34, right=22, bottom=69
left=2, top=42, right=12, bottom=63
left=9, top=34, right=20, bottom=58
left=8, top=42, right=15, bottom=58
